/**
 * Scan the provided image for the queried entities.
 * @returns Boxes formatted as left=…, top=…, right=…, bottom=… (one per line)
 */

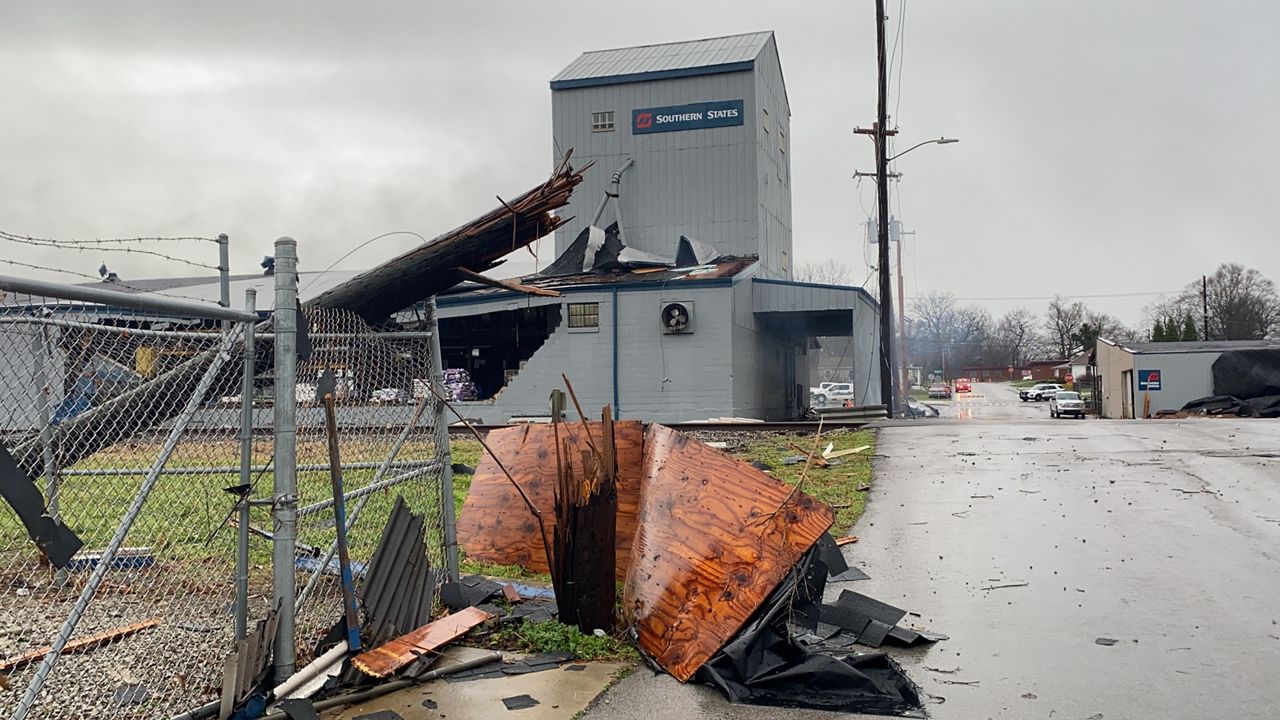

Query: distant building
left=1095, top=338, right=1280, bottom=418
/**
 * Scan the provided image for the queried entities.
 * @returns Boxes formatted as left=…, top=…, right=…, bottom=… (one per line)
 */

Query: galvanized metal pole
left=235, top=288, right=257, bottom=641
left=426, top=296, right=459, bottom=581
left=33, top=327, right=57, bottom=522
left=271, top=237, right=299, bottom=679
left=218, top=233, right=231, bottom=327
left=11, top=333, right=237, bottom=720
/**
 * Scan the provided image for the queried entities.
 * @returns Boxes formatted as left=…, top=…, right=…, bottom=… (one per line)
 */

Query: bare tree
left=907, top=292, right=993, bottom=376
left=992, top=308, right=1041, bottom=366
left=1044, top=297, right=1086, bottom=359
left=1176, top=263, right=1280, bottom=340
left=794, top=260, right=857, bottom=285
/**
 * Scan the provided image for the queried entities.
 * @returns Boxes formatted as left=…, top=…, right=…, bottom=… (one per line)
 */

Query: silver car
left=1050, top=391, right=1085, bottom=418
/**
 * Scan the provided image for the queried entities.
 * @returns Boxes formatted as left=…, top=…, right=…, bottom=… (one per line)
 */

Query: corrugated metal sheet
left=551, top=32, right=774, bottom=85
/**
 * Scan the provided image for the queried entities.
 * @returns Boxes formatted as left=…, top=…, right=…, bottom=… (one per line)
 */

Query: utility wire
left=906, top=290, right=1181, bottom=301
left=300, top=231, right=428, bottom=294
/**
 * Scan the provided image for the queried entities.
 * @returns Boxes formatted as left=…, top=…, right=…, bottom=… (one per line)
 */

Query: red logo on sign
left=1148, top=371, right=1159, bottom=383
left=635, top=112, right=653, bottom=129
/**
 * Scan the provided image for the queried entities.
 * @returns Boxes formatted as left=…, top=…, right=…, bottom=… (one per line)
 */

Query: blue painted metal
left=631, top=99, right=745, bottom=135
left=549, top=61, right=754, bottom=90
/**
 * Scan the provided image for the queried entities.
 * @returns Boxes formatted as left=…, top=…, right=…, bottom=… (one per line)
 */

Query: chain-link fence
left=0, top=265, right=456, bottom=719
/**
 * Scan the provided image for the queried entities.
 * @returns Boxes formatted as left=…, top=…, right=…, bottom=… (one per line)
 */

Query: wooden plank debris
left=351, top=607, right=491, bottom=679
left=0, top=617, right=161, bottom=672
left=453, top=267, right=562, bottom=297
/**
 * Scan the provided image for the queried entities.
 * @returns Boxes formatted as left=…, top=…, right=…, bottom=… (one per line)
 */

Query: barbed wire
left=0, top=231, right=219, bottom=270
left=0, top=257, right=221, bottom=305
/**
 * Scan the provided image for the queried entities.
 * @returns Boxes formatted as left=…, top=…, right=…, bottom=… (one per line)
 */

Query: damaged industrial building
left=0, top=31, right=921, bottom=720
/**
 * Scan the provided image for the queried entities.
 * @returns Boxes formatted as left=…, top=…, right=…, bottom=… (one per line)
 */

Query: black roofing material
left=696, top=549, right=924, bottom=717
left=352, top=711, right=405, bottom=720
left=1212, top=349, right=1280, bottom=399
left=501, top=694, right=540, bottom=711
left=829, top=566, right=872, bottom=583
left=815, top=533, right=849, bottom=576
left=440, top=574, right=504, bottom=612
left=0, top=443, right=82, bottom=568
left=358, top=497, right=435, bottom=650
left=279, top=699, right=321, bottom=720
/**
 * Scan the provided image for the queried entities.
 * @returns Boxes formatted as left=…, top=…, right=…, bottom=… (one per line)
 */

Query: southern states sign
left=1138, top=369, right=1162, bottom=391
left=632, top=100, right=744, bottom=135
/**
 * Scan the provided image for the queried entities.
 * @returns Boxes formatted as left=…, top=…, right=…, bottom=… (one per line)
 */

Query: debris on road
left=501, top=693, right=541, bottom=710
left=1095, top=637, right=1119, bottom=646
left=979, top=581, right=1030, bottom=591
left=352, top=607, right=492, bottom=678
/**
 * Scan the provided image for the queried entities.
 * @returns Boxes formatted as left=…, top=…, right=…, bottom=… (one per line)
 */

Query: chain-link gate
left=0, top=262, right=457, bottom=719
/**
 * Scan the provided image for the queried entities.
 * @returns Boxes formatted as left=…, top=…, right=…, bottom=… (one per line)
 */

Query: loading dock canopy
left=751, top=279, right=878, bottom=338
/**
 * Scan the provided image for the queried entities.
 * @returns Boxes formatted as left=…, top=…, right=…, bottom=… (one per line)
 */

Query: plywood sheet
left=622, top=424, right=834, bottom=682
left=456, top=421, right=644, bottom=578
left=351, top=607, right=491, bottom=678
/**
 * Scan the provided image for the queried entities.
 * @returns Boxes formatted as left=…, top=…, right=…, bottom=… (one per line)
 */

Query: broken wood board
left=453, top=266, right=562, bottom=297
left=623, top=424, right=834, bottom=682
left=0, top=617, right=162, bottom=672
left=456, top=421, right=643, bottom=579
left=823, top=444, right=871, bottom=460
left=351, top=607, right=491, bottom=678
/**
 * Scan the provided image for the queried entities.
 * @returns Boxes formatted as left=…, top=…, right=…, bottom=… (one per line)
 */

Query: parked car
left=811, top=382, right=856, bottom=406
left=955, top=379, right=972, bottom=393
left=1020, top=383, right=1063, bottom=401
left=370, top=388, right=406, bottom=404
left=927, top=382, right=952, bottom=399
left=1050, top=390, right=1086, bottom=418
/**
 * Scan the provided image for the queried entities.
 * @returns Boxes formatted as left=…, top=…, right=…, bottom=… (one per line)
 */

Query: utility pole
left=1202, top=275, right=1209, bottom=341
left=872, top=0, right=895, bottom=415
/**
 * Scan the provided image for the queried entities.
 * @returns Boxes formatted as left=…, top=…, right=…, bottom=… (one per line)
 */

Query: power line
left=907, top=290, right=1181, bottom=302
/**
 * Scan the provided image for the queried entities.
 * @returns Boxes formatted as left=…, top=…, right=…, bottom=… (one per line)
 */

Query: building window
left=762, top=108, right=770, bottom=133
left=591, top=111, right=615, bottom=132
left=568, top=302, right=600, bottom=328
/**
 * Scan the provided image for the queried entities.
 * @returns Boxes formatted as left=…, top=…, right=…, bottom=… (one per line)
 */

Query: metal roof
left=1115, top=339, right=1280, bottom=354
left=550, top=31, right=774, bottom=90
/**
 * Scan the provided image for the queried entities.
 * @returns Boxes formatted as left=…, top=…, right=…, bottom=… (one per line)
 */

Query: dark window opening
left=568, top=302, right=599, bottom=328
left=438, top=304, right=561, bottom=400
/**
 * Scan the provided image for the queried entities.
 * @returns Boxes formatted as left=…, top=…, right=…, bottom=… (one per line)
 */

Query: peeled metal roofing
left=551, top=31, right=773, bottom=86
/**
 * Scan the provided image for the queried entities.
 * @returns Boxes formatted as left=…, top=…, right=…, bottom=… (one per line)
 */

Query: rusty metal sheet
left=622, top=424, right=834, bottom=682
left=350, top=606, right=491, bottom=678
left=456, top=421, right=643, bottom=579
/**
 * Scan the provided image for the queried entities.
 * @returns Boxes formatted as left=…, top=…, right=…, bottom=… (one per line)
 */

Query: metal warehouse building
left=1096, top=338, right=1280, bottom=418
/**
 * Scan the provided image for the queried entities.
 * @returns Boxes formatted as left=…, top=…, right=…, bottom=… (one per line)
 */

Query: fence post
left=271, top=237, right=299, bottom=679
left=218, top=233, right=231, bottom=320
left=426, top=297, right=459, bottom=582
left=33, top=326, right=68, bottom=589
left=10, top=333, right=238, bottom=720
left=235, top=288, right=257, bottom=641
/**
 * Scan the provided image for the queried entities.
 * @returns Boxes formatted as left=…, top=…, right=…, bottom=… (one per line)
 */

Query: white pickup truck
left=810, top=382, right=856, bottom=407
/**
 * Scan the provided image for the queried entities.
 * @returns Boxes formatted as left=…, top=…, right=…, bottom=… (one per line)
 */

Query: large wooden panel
left=456, top=421, right=644, bottom=578
left=622, top=424, right=833, bottom=682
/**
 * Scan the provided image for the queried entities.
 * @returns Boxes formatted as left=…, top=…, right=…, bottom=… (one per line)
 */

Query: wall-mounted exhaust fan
left=660, top=301, right=693, bottom=334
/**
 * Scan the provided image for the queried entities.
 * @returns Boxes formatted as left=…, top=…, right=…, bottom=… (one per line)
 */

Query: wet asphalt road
left=584, top=383, right=1280, bottom=720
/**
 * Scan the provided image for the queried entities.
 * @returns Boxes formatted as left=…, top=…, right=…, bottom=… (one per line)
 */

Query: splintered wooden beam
left=453, top=266, right=561, bottom=297
left=456, top=421, right=644, bottom=578
left=0, top=617, right=162, bottom=672
left=351, top=607, right=491, bottom=678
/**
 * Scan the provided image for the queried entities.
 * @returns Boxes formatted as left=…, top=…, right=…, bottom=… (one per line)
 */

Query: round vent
left=661, top=302, right=691, bottom=333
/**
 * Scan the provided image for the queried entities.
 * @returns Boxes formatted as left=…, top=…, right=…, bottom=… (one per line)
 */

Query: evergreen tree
left=1181, top=314, right=1199, bottom=341
left=1152, top=318, right=1166, bottom=342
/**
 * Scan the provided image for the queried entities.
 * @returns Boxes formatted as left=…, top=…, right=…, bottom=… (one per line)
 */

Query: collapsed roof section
left=537, top=223, right=735, bottom=279
left=310, top=157, right=585, bottom=321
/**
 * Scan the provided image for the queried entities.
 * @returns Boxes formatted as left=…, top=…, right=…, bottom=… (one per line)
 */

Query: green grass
left=907, top=387, right=929, bottom=400
left=1012, top=379, right=1038, bottom=388
left=486, top=619, right=638, bottom=662
left=728, top=428, right=875, bottom=534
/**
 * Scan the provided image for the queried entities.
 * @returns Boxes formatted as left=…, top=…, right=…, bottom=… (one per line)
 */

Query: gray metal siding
left=552, top=71, right=761, bottom=268
left=1134, top=351, right=1219, bottom=416
left=753, top=38, right=793, bottom=278
left=452, top=287, right=734, bottom=423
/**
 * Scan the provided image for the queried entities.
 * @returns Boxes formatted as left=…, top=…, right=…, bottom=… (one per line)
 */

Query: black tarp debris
left=1213, top=349, right=1280, bottom=399
left=451, top=462, right=476, bottom=475
left=1178, top=394, right=1280, bottom=418
left=441, top=574, right=504, bottom=612
left=279, top=699, right=321, bottom=720
left=112, top=684, right=150, bottom=705
left=0, top=443, right=83, bottom=568
left=749, top=460, right=774, bottom=472
left=696, top=550, right=925, bottom=716
left=501, top=694, right=541, bottom=710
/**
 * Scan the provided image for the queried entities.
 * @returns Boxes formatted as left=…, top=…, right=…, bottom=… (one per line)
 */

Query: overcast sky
left=1, top=1, right=1276, bottom=327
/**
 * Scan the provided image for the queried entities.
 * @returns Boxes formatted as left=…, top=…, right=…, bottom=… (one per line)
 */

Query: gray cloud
left=1, top=1, right=1276, bottom=325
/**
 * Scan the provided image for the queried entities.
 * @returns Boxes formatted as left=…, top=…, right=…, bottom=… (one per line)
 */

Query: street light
left=851, top=131, right=958, bottom=416
left=888, top=137, right=959, bottom=163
